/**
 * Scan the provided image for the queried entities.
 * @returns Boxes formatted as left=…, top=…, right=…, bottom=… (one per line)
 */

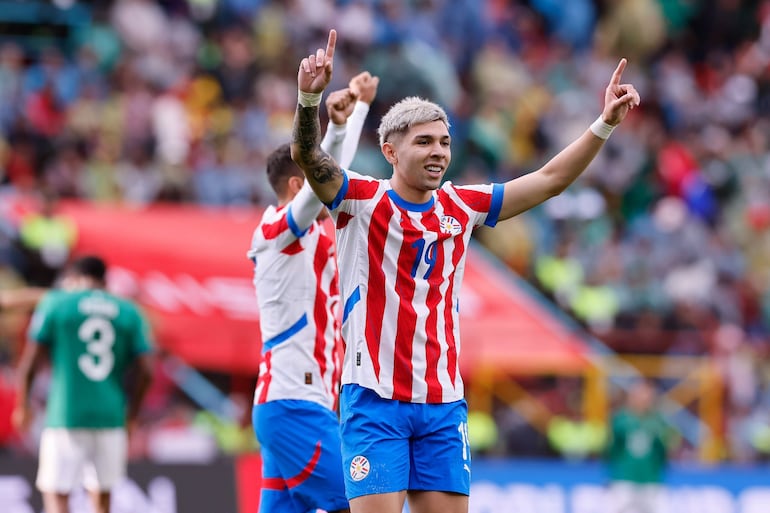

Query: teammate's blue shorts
left=252, top=400, right=348, bottom=513
left=339, top=384, right=471, bottom=500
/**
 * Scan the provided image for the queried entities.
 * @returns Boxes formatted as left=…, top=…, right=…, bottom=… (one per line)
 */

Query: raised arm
left=292, top=85, right=363, bottom=233
left=498, top=58, right=640, bottom=221
left=291, top=29, right=344, bottom=205
left=339, top=71, right=379, bottom=167
left=320, top=87, right=359, bottom=167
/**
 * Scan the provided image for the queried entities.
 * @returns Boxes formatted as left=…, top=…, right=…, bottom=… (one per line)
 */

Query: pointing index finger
left=326, top=29, right=337, bottom=62
left=610, top=58, right=627, bottom=86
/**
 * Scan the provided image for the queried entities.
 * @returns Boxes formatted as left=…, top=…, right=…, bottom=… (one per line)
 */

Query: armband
left=298, top=90, right=322, bottom=108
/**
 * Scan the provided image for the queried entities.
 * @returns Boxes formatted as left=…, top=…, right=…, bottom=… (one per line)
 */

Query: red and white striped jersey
left=329, top=170, right=504, bottom=403
left=248, top=190, right=342, bottom=410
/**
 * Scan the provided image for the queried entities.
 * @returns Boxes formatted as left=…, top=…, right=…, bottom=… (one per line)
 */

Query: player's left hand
left=601, top=58, right=641, bottom=126
left=298, top=29, right=337, bottom=95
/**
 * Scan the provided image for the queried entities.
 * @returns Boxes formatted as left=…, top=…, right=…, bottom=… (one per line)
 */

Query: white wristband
left=590, top=116, right=616, bottom=140
left=298, top=90, right=322, bottom=107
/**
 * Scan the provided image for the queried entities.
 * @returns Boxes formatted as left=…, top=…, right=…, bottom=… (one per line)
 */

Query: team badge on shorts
left=440, top=215, right=462, bottom=235
left=349, top=455, right=370, bottom=481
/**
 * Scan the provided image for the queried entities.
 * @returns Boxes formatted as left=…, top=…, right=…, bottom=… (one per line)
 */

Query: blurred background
left=1, top=0, right=770, bottom=512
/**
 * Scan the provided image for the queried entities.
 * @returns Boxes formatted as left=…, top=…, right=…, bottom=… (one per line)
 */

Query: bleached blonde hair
left=377, top=96, right=451, bottom=147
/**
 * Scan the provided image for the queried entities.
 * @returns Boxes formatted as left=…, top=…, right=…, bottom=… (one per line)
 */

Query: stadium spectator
left=16, top=191, right=77, bottom=288
left=546, top=381, right=606, bottom=461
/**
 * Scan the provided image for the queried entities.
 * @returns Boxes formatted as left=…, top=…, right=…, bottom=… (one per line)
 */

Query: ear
left=287, top=175, right=304, bottom=195
left=382, top=142, right=397, bottom=165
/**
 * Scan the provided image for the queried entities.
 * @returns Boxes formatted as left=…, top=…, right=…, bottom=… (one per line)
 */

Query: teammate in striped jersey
left=247, top=73, right=378, bottom=513
left=291, top=30, right=640, bottom=513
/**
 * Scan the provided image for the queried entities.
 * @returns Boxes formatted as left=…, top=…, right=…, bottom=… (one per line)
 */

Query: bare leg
left=350, top=491, right=407, bottom=513
left=407, top=491, right=468, bottom=513
left=42, top=492, right=70, bottom=513
left=87, top=490, right=111, bottom=513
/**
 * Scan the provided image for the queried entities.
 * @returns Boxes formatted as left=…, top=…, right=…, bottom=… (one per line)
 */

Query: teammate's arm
left=338, top=71, right=379, bottom=167
left=291, top=29, right=344, bottom=205
left=497, top=59, right=640, bottom=221
left=11, top=340, right=47, bottom=432
left=320, top=87, right=358, bottom=166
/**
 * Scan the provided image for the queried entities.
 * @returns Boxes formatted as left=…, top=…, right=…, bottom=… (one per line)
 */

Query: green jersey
left=606, top=408, right=669, bottom=483
left=28, top=288, right=152, bottom=428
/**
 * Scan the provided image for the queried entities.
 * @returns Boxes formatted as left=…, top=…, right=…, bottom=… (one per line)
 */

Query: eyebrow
left=412, top=134, right=451, bottom=141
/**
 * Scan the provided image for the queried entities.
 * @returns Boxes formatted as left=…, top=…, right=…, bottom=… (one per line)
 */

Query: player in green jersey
left=13, top=255, right=153, bottom=513
left=605, top=379, right=672, bottom=513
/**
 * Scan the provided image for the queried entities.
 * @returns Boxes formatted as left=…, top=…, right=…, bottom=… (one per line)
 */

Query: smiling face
left=383, top=120, right=451, bottom=203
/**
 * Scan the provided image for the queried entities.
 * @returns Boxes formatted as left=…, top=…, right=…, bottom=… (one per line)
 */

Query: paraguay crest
left=349, top=455, right=370, bottom=481
left=440, top=215, right=462, bottom=235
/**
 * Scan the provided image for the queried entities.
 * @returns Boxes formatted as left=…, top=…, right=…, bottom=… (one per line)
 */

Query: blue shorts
left=252, top=400, right=348, bottom=513
left=339, top=384, right=471, bottom=499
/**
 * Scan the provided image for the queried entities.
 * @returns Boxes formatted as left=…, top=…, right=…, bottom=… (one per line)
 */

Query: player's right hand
left=298, top=29, right=336, bottom=94
left=349, top=71, right=379, bottom=105
left=326, top=87, right=358, bottom=125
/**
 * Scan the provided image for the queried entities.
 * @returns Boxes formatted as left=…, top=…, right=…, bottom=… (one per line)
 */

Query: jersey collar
left=386, top=189, right=434, bottom=212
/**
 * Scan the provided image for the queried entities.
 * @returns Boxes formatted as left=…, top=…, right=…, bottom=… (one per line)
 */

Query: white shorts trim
left=36, top=428, right=127, bottom=493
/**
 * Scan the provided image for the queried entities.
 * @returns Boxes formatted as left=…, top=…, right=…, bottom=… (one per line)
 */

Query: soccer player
left=291, top=30, right=640, bottom=513
left=12, top=255, right=153, bottom=513
left=605, top=380, right=670, bottom=513
left=247, top=74, right=378, bottom=513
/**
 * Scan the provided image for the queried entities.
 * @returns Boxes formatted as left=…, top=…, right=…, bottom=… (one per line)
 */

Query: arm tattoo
left=292, top=105, right=342, bottom=184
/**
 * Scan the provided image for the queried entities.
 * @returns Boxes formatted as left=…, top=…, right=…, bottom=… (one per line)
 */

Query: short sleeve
left=448, top=182, right=505, bottom=228
left=27, top=291, right=61, bottom=346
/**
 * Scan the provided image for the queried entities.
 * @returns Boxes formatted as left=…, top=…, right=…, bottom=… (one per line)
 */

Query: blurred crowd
left=2, top=0, right=770, bottom=464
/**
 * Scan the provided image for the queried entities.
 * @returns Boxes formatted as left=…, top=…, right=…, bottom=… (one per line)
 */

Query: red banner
left=60, top=201, right=262, bottom=374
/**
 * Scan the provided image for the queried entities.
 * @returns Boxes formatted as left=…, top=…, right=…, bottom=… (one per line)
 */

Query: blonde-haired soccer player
left=291, top=29, right=639, bottom=513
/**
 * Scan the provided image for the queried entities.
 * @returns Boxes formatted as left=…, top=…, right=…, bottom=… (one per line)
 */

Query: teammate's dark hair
left=266, top=143, right=304, bottom=198
left=70, top=255, right=107, bottom=283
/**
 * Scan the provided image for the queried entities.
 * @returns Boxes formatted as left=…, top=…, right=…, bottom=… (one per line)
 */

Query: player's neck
left=388, top=178, right=432, bottom=205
